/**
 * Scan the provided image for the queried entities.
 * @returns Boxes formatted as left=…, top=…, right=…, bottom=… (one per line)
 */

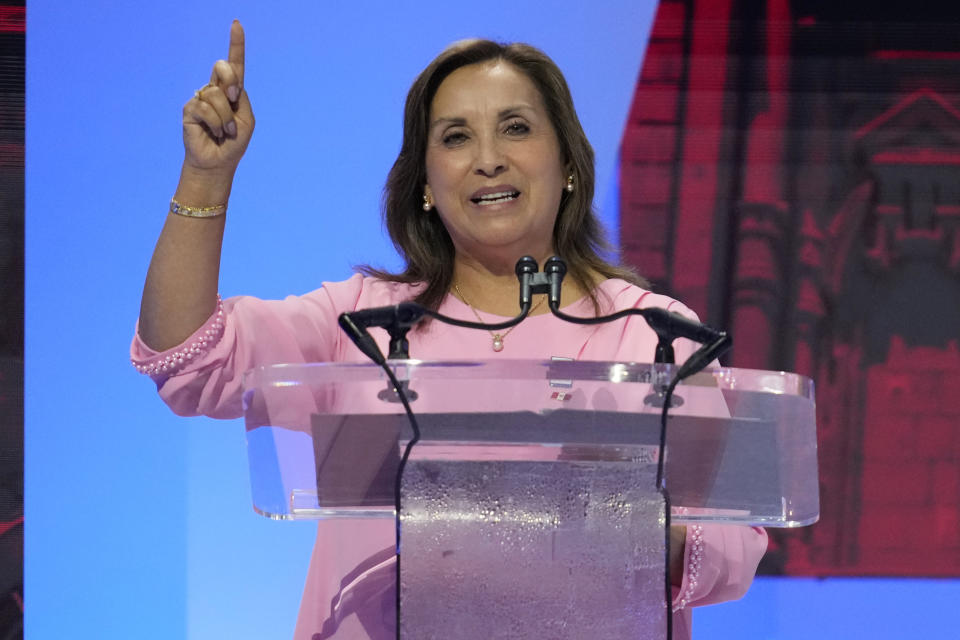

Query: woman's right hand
left=140, top=21, right=253, bottom=352
left=181, top=20, right=254, bottom=176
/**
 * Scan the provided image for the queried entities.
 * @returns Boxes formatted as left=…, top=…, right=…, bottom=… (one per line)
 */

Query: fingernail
left=227, top=86, right=239, bottom=102
left=225, top=121, right=237, bottom=137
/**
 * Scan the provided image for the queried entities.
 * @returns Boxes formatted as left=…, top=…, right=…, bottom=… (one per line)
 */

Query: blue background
left=25, top=1, right=957, bottom=638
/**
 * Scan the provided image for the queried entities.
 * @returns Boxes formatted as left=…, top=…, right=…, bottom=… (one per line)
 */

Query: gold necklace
left=453, top=283, right=545, bottom=352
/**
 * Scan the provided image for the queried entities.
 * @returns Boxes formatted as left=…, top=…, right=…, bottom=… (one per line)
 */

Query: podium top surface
left=240, top=361, right=819, bottom=526
left=244, top=359, right=813, bottom=401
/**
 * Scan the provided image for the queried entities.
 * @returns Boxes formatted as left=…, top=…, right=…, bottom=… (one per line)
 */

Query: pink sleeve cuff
left=130, top=295, right=225, bottom=378
left=672, top=523, right=705, bottom=613
left=671, top=521, right=768, bottom=611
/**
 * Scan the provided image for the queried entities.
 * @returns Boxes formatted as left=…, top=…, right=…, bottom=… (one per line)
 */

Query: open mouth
left=471, top=190, right=521, bottom=206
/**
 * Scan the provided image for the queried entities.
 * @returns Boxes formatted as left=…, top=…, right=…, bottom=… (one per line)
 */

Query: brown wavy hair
left=360, top=39, right=646, bottom=312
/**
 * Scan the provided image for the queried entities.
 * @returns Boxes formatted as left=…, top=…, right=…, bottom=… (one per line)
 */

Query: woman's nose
left=473, top=137, right=507, bottom=178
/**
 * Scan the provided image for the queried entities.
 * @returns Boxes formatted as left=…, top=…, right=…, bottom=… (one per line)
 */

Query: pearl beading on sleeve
left=132, top=295, right=225, bottom=376
left=672, top=522, right=704, bottom=613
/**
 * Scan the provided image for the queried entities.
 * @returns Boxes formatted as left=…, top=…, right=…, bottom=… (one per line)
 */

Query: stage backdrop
left=26, top=1, right=960, bottom=639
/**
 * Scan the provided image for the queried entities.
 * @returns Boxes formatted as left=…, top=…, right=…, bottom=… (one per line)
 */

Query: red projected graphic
left=0, top=7, right=24, bottom=34
left=621, top=0, right=960, bottom=576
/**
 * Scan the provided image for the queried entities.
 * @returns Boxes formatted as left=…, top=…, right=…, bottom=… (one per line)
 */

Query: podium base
left=399, top=459, right=668, bottom=639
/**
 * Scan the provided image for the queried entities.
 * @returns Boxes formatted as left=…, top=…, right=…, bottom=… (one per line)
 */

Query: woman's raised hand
left=140, top=21, right=253, bottom=352
left=181, top=20, right=254, bottom=175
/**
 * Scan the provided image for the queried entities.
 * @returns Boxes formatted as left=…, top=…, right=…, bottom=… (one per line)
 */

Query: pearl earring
left=422, top=193, right=433, bottom=211
left=565, top=174, right=575, bottom=193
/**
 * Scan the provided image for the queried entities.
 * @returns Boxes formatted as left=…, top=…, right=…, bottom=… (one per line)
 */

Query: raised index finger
left=228, top=20, right=244, bottom=87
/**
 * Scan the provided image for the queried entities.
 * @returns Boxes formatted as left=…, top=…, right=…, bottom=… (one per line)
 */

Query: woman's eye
left=505, top=121, right=530, bottom=135
left=442, top=131, right=468, bottom=146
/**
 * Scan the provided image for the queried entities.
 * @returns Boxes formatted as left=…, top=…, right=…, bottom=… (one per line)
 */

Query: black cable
left=339, top=302, right=533, bottom=362
left=375, top=361, right=421, bottom=639
left=656, top=374, right=682, bottom=491
left=420, top=304, right=530, bottom=332
left=659, top=373, right=682, bottom=640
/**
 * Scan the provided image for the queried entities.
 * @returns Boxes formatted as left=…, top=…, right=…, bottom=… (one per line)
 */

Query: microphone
left=543, top=256, right=566, bottom=308
left=339, top=301, right=427, bottom=361
left=343, top=301, right=425, bottom=331
left=675, top=334, right=732, bottom=381
left=641, top=307, right=727, bottom=346
left=515, top=256, right=539, bottom=309
left=337, top=313, right=386, bottom=365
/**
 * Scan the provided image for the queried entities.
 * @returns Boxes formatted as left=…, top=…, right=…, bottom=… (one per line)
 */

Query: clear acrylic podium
left=242, top=360, right=818, bottom=639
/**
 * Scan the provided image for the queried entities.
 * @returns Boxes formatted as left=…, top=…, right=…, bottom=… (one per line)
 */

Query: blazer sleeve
left=130, top=274, right=368, bottom=419
left=672, top=524, right=767, bottom=611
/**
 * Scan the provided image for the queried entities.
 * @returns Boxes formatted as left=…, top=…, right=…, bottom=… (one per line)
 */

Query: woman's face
left=424, top=60, right=567, bottom=268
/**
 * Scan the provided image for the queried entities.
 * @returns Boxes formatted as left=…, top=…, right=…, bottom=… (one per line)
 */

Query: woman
left=133, top=21, right=766, bottom=639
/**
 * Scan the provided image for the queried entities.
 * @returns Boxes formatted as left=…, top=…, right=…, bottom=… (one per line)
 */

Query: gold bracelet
left=169, top=198, right=227, bottom=218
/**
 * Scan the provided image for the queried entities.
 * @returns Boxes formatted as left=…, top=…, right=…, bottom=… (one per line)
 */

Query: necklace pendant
left=492, top=334, right=504, bottom=352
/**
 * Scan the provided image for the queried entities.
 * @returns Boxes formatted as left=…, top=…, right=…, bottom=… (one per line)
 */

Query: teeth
left=474, top=191, right=519, bottom=204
